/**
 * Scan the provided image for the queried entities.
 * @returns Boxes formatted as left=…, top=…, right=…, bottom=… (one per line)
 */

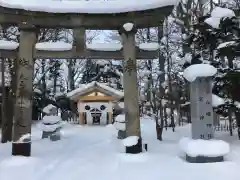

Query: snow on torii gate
left=0, top=0, right=177, bottom=156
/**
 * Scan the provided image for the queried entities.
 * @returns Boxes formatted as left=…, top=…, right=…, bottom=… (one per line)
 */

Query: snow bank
left=183, top=64, right=217, bottom=82
left=212, top=94, right=225, bottom=107
left=86, top=43, right=122, bottom=51
left=122, top=136, right=139, bottom=147
left=0, top=156, right=38, bottom=168
left=0, top=40, right=19, bottom=50
left=117, top=153, right=149, bottom=162
left=0, top=0, right=179, bottom=13
left=179, top=137, right=230, bottom=157
left=35, top=42, right=72, bottom=51
left=42, top=115, right=61, bottom=125
left=139, top=42, right=160, bottom=51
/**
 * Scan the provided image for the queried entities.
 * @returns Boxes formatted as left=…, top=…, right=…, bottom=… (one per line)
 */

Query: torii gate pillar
left=12, top=24, right=37, bottom=156
left=119, top=24, right=142, bottom=154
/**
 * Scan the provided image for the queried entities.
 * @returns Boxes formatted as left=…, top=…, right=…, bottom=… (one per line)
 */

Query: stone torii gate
left=0, top=1, right=176, bottom=156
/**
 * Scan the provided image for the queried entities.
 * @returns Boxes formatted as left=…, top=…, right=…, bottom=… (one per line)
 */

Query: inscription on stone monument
left=190, top=77, right=214, bottom=140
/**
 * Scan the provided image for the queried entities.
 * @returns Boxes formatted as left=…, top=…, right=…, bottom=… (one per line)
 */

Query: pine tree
left=183, top=6, right=240, bottom=139
left=80, top=60, right=123, bottom=90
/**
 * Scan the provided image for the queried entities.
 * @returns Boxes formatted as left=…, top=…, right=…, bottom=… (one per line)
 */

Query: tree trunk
left=235, top=112, right=240, bottom=140
left=228, top=107, right=233, bottom=136
left=1, top=58, right=7, bottom=143
left=155, top=118, right=163, bottom=141
left=68, top=59, right=75, bottom=91
left=164, top=106, right=168, bottom=130
left=12, top=26, right=37, bottom=156
left=157, top=102, right=164, bottom=140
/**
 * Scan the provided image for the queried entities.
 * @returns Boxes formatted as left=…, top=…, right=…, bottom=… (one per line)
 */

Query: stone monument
left=183, top=64, right=228, bottom=163
left=190, top=77, right=214, bottom=140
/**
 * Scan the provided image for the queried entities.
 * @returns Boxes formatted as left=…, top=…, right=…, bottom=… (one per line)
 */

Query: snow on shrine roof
left=0, top=0, right=179, bottom=14
left=67, top=81, right=124, bottom=101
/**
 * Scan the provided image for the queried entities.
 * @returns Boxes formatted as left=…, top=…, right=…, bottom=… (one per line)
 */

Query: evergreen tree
left=80, top=60, right=123, bottom=90
left=183, top=6, right=240, bottom=138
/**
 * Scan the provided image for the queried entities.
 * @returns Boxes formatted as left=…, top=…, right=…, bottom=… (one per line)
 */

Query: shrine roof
left=67, top=81, right=124, bottom=101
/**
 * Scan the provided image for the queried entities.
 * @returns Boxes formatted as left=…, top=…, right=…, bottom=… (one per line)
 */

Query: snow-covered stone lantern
left=114, top=114, right=126, bottom=139
left=182, top=64, right=230, bottom=163
left=41, top=104, right=63, bottom=141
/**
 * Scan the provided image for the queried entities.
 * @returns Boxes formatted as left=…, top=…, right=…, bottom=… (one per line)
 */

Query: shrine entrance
left=90, top=108, right=102, bottom=125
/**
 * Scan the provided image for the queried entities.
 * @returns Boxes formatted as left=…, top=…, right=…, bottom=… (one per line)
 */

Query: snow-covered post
left=183, top=64, right=217, bottom=140
left=12, top=24, right=37, bottom=156
left=182, top=64, right=230, bottom=163
left=119, top=23, right=142, bottom=154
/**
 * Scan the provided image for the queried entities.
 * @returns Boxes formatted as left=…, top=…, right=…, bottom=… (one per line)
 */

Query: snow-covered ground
left=0, top=118, right=240, bottom=180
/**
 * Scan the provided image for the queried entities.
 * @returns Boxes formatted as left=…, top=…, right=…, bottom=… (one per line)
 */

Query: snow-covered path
left=0, top=119, right=240, bottom=180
